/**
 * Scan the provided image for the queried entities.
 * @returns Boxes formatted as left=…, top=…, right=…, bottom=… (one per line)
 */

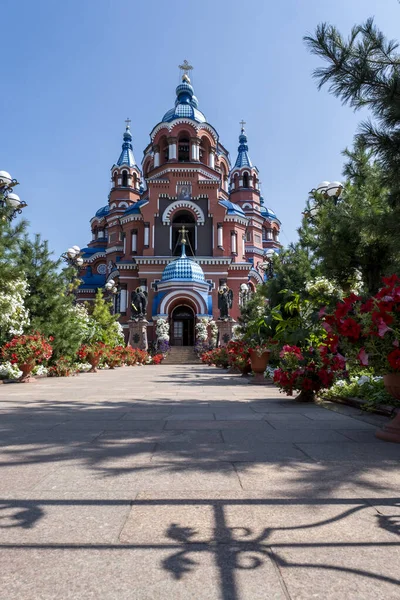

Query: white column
left=209, top=151, right=215, bottom=169
left=217, top=225, right=223, bottom=248
left=123, top=235, right=126, bottom=254
left=144, top=224, right=150, bottom=246
left=231, top=231, right=237, bottom=254
left=242, top=235, right=246, bottom=257
left=120, top=290, right=127, bottom=312
left=239, top=178, right=243, bottom=187
left=131, top=231, right=137, bottom=252
left=118, top=177, right=122, bottom=186
left=169, top=141, right=177, bottom=160
left=191, top=142, right=197, bottom=161
left=154, top=151, right=160, bottom=168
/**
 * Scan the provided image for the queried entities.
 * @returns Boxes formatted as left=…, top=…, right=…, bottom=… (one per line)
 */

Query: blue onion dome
left=162, top=75, right=206, bottom=123
left=162, top=244, right=205, bottom=282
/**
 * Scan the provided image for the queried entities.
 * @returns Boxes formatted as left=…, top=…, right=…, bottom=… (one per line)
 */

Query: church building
left=76, top=62, right=281, bottom=346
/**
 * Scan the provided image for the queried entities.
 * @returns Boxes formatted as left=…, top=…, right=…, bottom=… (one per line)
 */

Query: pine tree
left=304, top=18, right=400, bottom=206
left=0, top=213, right=27, bottom=289
left=299, top=143, right=399, bottom=294
left=17, top=234, right=86, bottom=361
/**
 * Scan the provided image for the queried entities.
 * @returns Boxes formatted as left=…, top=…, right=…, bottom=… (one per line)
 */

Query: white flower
left=0, top=278, right=30, bottom=338
left=156, top=318, right=170, bottom=342
left=0, top=362, right=23, bottom=380
left=357, top=375, right=370, bottom=386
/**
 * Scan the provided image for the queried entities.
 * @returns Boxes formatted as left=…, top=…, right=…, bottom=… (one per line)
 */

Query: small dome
left=95, top=205, right=110, bottom=217
left=162, top=255, right=205, bottom=282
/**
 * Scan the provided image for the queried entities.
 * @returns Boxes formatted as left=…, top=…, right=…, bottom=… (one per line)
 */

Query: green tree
left=304, top=18, right=400, bottom=206
left=299, top=143, right=399, bottom=294
left=17, top=234, right=86, bottom=361
left=87, top=289, right=123, bottom=346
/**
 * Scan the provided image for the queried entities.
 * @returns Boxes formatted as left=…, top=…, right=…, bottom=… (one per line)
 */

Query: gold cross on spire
left=125, top=117, right=131, bottom=129
left=179, top=60, right=193, bottom=83
left=240, top=119, right=246, bottom=131
left=178, top=225, right=188, bottom=244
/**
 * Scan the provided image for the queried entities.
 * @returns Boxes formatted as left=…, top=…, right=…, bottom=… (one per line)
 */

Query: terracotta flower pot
left=18, top=361, right=35, bottom=383
left=87, top=354, right=100, bottom=373
left=376, top=374, right=400, bottom=443
left=249, top=349, right=270, bottom=385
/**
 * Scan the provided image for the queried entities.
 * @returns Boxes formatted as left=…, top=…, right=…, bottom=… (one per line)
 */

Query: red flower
left=337, top=318, right=361, bottom=341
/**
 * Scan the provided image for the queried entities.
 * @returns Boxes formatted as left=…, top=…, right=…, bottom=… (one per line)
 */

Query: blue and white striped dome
left=162, top=252, right=205, bottom=282
left=162, top=77, right=206, bottom=123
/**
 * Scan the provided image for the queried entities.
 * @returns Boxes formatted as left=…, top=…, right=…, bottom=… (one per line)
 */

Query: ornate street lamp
left=303, top=181, right=343, bottom=222
left=258, top=248, right=276, bottom=280
left=62, top=245, right=84, bottom=269
left=0, top=171, right=27, bottom=221
left=105, top=278, right=119, bottom=295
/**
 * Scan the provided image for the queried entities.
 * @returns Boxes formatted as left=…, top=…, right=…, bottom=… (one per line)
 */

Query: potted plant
left=1, top=333, right=53, bottom=382
left=77, top=341, right=106, bottom=373
left=325, top=275, right=400, bottom=442
left=273, top=342, right=345, bottom=402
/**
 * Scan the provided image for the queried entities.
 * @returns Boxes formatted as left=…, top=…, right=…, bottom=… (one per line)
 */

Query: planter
left=87, top=354, right=100, bottom=373
left=18, top=361, right=36, bottom=383
left=248, top=349, right=270, bottom=385
left=375, top=374, right=400, bottom=443
left=294, top=389, right=316, bottom=403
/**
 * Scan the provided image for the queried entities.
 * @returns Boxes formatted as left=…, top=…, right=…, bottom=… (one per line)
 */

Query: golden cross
left=125, top=117, right=131, bottom=128
left=240, top=119, right=246, bottom=131
left=179, top=60, right=193, bottom=75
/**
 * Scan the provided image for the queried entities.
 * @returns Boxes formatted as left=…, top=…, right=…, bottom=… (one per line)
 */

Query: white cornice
left=83, top=252, right=106, bottom=263
left=105, top=246, right=124, bottom=254
left=147, top=166, right=219, bottom=182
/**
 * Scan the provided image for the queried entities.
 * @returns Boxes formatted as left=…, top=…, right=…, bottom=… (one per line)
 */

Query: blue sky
left=1, top=0, right=398, bottom=258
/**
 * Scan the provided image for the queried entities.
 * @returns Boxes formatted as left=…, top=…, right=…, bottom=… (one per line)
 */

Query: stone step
left=163, top=346, right=200, bottom=365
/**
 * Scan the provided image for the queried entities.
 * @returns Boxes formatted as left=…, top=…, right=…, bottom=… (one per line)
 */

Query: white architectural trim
left=160, top=289, right=207, bottom=315
left=162, top=200, right=205, bottom=225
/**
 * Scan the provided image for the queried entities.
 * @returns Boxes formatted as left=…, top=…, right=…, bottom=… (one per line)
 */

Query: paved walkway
left=0, top=365, right=399, bottom=599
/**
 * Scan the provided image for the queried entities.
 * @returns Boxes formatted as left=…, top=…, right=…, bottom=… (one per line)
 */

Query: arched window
left=122, top=171, right=128, bottom=187
left=159, top=135, right=168, bottom=164
left=243, top=172, right=249, bottom=188
left=178, top=136, right=190, bottom=161
left=172, top=211, right=196, bottom=256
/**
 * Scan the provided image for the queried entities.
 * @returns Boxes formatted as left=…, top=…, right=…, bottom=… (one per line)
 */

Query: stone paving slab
left=32, top=462, right=242, bottom=493
left=0, top=365, right=399, bottom=599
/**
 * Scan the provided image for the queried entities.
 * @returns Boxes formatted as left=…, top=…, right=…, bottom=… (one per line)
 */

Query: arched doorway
left=170, top=305, right=195, bottom=346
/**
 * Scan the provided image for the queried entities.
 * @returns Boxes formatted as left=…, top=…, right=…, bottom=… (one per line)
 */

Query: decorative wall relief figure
left=218, top=284, right=233, bottom=319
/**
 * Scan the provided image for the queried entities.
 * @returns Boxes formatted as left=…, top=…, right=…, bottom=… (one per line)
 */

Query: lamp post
left=0, top=171, right=27, bottom=221
left=105, top=278, right=119, bottom=295
left=62, top=246, right=84, bottom=269
left=303, top=181, right=343, bottom=222
left=258, top=249, right=275, bottom=280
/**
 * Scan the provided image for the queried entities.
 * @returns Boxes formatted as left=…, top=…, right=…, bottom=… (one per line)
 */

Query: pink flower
left=322, top=321, right=333, bottom=334
left=377, top=318, right=391, bottom=338
left=357, top=348, right=369, bottom=366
